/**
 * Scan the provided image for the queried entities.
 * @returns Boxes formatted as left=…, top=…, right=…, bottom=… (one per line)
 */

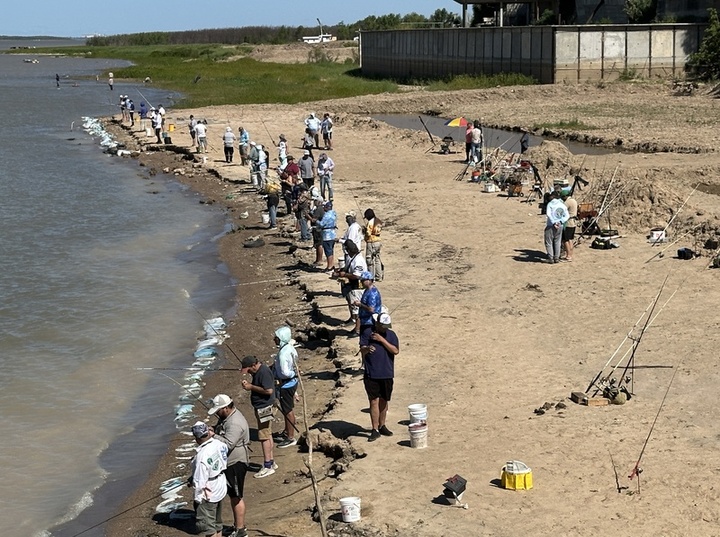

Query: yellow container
left=168, top=123, right=175, bottom=132
left=501, top=461, right=533, bottom=490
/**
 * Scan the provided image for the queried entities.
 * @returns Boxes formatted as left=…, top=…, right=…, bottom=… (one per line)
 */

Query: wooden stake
left=294, top=356, right=328, bottom=537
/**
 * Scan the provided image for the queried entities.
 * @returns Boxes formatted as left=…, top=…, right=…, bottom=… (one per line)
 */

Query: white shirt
left=192, top=438, right=228, bottom=503
left=347, top=251, right=368, bottom=281
left=306, top=116, right=321, bottom=132
left=318, top=157, right=334, bottom=176
left=341, top=221, right=363, bottom=252
left=194, top=123, right=207, bottom=137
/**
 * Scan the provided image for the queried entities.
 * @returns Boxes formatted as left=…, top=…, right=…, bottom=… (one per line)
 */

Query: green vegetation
left=532, top=118, right=595, bottom=130
left=424, top=73, right=536, bottom=91
left=32, top=44, right=396, bottom=108
left=624, top=0, right=657, bottom=24
left=687, top=8, right=720, bottom=80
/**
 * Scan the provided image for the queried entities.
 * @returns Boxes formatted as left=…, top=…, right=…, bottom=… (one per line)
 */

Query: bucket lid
left=503, top=460, right=531, bottom=474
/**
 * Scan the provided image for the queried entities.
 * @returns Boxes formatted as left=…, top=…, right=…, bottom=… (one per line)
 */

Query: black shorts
left=562, top=226, right=576, bottom=241
left=278, top=384, right=297, bottom=415
left=224, top=461, right=248, bottom=499
left=364, top=377, right=394, bottom=401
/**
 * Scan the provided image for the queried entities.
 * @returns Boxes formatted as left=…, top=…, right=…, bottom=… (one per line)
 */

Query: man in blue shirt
left=353, top=271, right=381, bottom=339
left=360, top=311, right=399, bottom=442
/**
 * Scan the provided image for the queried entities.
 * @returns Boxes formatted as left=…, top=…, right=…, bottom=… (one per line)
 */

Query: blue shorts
left=322, top=240, right=335, bottom=257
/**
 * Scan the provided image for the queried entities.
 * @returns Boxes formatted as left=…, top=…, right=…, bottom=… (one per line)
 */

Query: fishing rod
left=156, top=371, right=212, bottom=411
left=69, top=481, right=186, bottom=537
left=260, top=119, right=276, bottom=146
left=645, top=224, right=702, bottom=263
left=418, top=115, right=436, bottom=147
left=135, top=86, right=153, bottom=109
left=651, top=183, right=699, bottom=246
left=628, top=359, right=681, bottom=493
left=137, top=367, right=240, bottom=372
left=181, top=289, right=244, bottom=367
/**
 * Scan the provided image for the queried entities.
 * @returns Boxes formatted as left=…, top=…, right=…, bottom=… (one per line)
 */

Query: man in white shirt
left=338, top=211, right=363, bottom=255
left=190, top=421, right=228, bottom=537
left=305, top=113, right=321, bottom=148
left=317, top=153, right=335, bottom=201
left=321, top=113, right=333, bottom=150
left=194, top=121, right=207, bottom=153
left=333, top=240, right=367, bottom=335
left=152, top=109, right=163, bottom=144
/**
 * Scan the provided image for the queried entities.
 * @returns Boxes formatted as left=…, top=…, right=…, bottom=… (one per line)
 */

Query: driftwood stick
left=295, top=356, right=328, bottom=537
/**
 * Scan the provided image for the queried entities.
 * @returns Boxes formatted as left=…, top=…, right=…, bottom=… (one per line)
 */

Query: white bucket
left=409, top=421, right=428, bottom=449
left=649, top=228, right=666, bottom=243
left=202, top=156, right=207, bottom=164
left=145, top=127, right=153, bottom=137
left=339, top=497, right=361, bottom=523
left=261, top=213, right=270, bottom=224
left=408, top=403, right=427, bottom=424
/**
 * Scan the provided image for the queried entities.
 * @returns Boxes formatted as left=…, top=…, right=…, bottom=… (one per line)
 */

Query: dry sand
left=104, top=78, right=720, bottom=537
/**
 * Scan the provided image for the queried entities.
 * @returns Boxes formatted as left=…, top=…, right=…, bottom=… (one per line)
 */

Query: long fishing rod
left=260, top=119, right=276, bottom=146
left=651, top=183, right=699, bottom=246
left=596, top=278, right=682, bottom=397
left=616, top=274, right=670, bottom=395
left=69, top=481, right=185, bottom=537
left=585, top=282, right=667, bottom=394
left=135, top=86, right=153, bottom=109
left=418, top=115, right=436, bottom=146
left=628, top=360, right=681, bottom=493
left=645, top=224, right=702, bottom=263
left=156, top=371, right=212, bottom=411
left=181, top=289, right=244, bottom=366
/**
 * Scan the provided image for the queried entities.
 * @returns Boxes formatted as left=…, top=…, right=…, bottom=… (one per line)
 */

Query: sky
left=2, top=1, right=462, bottom=38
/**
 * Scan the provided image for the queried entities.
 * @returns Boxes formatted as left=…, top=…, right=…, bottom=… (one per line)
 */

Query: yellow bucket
left=168, top=123, right=175, bottom=132
left=501, top=461, right=533, bottom=490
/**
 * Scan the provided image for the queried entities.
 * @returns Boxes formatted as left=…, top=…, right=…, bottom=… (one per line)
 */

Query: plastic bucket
left=408, top=403, right=427, bottom=424
left=339, top=497, right=361, bottom=523
left=649, top=228, right=665, bottom=243
left=168, top=123, right=175, bottom=132
left=145, top=127, right=153, bottom=137
left=261, top=213, right=270, bottom=224
left=409, top=421, right=428, bottom=449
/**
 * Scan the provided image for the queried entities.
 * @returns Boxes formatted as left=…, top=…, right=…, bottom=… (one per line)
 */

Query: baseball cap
left=287, top=155, right=294, bottom=160
left=191, top=421, right=210, bottom=439
left=208, top=394, right=232, bottom=415
left=360, top=271, right=374, bottom=281
left=303, top=150, right=310, bottom=155
left=345, top=211, right=356, bottom=218
left=372, top=312, right=392, bottom=326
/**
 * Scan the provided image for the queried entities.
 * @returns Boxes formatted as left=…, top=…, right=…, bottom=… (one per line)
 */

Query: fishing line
left=156, top=371, right=212, bottom=411
left=68, top=482, right=185, bottom=537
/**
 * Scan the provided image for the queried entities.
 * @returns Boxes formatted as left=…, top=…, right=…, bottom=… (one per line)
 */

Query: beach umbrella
left=444, top=117, right=469, bottom=127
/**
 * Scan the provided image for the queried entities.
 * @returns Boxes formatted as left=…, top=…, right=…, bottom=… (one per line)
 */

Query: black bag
left=591, top=237, right=611, bottom=250
left=677, top=248, right=695, bottom=260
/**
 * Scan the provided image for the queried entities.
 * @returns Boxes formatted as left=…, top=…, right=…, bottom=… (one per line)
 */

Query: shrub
left=687, top=8, right=720, bottom=80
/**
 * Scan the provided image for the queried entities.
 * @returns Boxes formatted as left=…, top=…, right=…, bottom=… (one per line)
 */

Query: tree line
left=86, top=9, right=462, bottom=46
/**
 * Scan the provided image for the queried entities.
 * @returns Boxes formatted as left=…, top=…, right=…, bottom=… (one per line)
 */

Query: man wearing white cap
left=208, top=395, right=250, bottom=537
left=299, top=150, right=315, bottom=189
left=190, top=421, right=228, bottom=537
left=359, top=310, right=399, bottom=441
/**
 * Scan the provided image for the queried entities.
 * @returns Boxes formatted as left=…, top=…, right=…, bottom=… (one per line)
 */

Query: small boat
left=23, top=58, right=39, bottom=64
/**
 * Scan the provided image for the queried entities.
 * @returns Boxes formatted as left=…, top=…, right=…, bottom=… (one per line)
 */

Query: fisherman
left=561, top=190, right=578, bottom=261
left=272, top=326, right=299, bottom=449
left=127, top=99, right=135, bottom=127
left=238, top=127, right=250, bottom=165
left=317, top=200, right=337, bottom=271
left=359, top=311, right=399, bottom=442
left=279, top=155, right=299, bottom=215
left=471, top=120, right=483, bottom=164
left=299, top=150, right=315, bottom=189
left=240, top=355, right=277, bottom=478
left=222, top=127, right=236, bottom=163
left=520, top=128, right=530, bottom=154
left=544, top=191, right=569, bottom=263
left=333, top=240, right=367, bottom=336
left=353, top=271, right=382, bottom=339
left=338, top=210, right=363, bottom=256
left=139, top=102, right=148, bottom=130
left=152, top=108, right=163, bottom=144
left=208, top=395, right=250, bottom=537
left=195, top=121, right=208, bottom=153
left=363, top=208, right=383, bottom=282
left=320, top=112, right=333, bottom=150
left=277, top=134, right=288, bottom=168
left=317, top=152, right=334, bottom=201
left=189, top=421, right=228, bottom=537
left=305, top=112, right=321, bottom=148
left=189, top=115, right=197, bottom=150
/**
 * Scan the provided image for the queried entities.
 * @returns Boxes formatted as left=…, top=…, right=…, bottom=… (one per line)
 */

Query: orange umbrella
left=444, top=117, right=469, bottom=127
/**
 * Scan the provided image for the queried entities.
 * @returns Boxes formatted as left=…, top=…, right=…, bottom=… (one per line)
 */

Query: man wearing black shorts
left=273, top=325, right=299, bottom=448
left=359, top=311, right=400, bottom=442
left=208, top=394, right=250, bottom=537
left=561, top=191, right=578, bottom=262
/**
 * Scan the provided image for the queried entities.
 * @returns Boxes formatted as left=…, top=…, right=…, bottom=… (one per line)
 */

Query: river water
left=0, top=40, right=235, bottom=536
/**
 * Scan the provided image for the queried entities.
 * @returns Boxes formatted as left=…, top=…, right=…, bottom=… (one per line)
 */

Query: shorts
left=225, top=461, right=248, bottom=499
left=346, top=288, right=363, bottom=315
left=562, top=226, right=576, bottom=241
left=278, top=384, right=297, bottom=415
left=364, top=377, right=394, bottom=401
left=323, top=132, right=332, bottom=140
left=254, top=408, right=273, bottom=440
left=194, top=498, right=223, bottom=536
left=322, top=240, right=335, bottom=258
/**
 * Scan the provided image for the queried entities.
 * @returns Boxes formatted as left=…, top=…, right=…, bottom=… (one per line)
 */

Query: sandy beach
left=103, top=78, right=720, bottom=537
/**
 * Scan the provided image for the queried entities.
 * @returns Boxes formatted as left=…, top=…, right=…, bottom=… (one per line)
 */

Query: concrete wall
left=360, top=25, right=705, bottom=84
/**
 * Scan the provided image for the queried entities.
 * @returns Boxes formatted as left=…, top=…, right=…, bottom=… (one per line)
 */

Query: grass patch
left=424, top=72, right=536, bottom=91
left=533, top=118, right=595, bottom=130
left=23, top=44, right=395, bottom=107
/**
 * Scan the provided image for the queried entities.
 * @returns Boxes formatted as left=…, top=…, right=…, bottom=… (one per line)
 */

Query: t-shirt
left=223, top=131, right=236, bottom=147
left=359, top=286, right=382, bottom=327
left=299, top=157, right=314, bottom=179
left=364, top=218, right=382, bottom=243
left=214, top=408, right=250, bottom=466
left=564, top=197, right=578, bottom=227
left=250, top=364, right=275, bottom=409
left=192, top=438, right=228, bottom=503
left=360, top=328, right=399, bottom=379
left=194, top=123, right=207, bottom=137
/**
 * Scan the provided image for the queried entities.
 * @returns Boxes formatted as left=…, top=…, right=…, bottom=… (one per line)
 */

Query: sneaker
left=227, top=527, right=248, bottom=537
left=368, top=429, right=381, bottom=442
left=379, top=425, right=393, bottom=437
left=273, top=462, right=279, bottom=470
left=272, top=431, right=288, bottom=442
left=222, top=527, right=237, bottom=537
left=254, top=466, right=276, bottom=479
left=277, top=437, right=298, bottom=449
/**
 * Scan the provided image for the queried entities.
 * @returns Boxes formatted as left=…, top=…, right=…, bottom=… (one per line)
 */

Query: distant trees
left=687, top=8, right=720, bottom=80
left=86, top=10, right=463, bottom=47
